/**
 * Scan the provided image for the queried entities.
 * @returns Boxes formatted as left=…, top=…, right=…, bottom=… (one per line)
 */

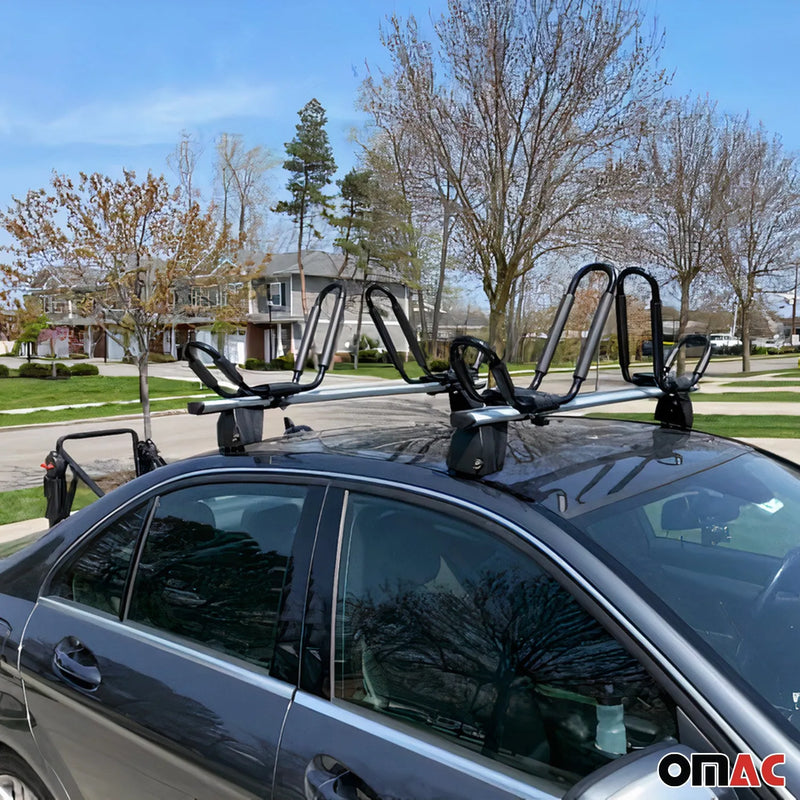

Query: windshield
left=567, top=451, right=800, bottom=730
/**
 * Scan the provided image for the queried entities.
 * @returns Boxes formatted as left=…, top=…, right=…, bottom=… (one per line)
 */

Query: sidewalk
left=0, top=517, right=48, bottom=544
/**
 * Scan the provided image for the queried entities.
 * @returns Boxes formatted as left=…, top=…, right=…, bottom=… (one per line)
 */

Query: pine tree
left=274, top=98, right=337, bottom=314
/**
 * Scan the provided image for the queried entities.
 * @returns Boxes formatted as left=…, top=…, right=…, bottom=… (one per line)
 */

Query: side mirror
left=565, top=744, right=738, bottom=799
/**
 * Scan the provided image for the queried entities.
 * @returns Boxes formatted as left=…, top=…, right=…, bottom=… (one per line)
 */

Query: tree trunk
left=297, top=208, right=308, bottom=316
left=353, top=275, right=367, bottom=371
left=740, top=303, right=751, bottom=373
left=430, top=205, right=451, bottom=357
left=416, top=288, right=429, bottom=348
left=138, top=352, right=152, bottom=441
left=676, top=280, right=691, bottom=376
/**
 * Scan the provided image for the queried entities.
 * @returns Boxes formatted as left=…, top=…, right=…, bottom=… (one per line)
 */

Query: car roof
left=240, top=414, right=751, bottom=519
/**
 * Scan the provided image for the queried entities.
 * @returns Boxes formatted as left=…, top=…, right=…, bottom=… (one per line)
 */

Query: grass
left=0, top=375, right=206, bottom=411
left=716, top=368, right=800, bottom=379
left=588, top=413, right=800, bottom=438
left=0, top=484, right=97, bottom=526
left=0, top=396, right=210, bottom=427
left=720, top=380, right=800, bottom=388
left=693, top=391, right=800, bottom=403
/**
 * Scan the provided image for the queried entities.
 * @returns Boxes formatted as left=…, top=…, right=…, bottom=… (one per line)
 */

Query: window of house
left=127, top=482, right=308, bottom=670
left=334, top=493, right=677, bottom=789
left=189, top=286, right=220, bottom=307
left=269, top=282, right=286, bottom=308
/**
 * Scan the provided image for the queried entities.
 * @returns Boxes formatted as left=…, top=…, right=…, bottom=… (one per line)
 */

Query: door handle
left=52, top=636, right=101, bottom=692
left=305, top=756, right=365, bottom=800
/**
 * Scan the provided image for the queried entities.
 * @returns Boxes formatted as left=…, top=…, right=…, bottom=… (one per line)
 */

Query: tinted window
left=128, top=483, right=306, bottom=670
left=575, top=452, right=800, bottom=729
left=50, top=504, right=148, bottom=615
left=335, top=493, right=676, bottom=787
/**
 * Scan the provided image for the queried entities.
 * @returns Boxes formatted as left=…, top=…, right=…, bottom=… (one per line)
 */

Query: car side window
left=334, top=493, right=677, bottom=789
left=128, top=482, right=307, bottom=671
left=50, top=504, right=148, bottom=615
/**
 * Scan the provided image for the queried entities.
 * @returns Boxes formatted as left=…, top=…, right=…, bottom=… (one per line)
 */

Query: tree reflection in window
left=129, top=484, right=306, bottom=670
left=50, top=504, right=147, bottom=616
left=335, top=495, right=676, bottom=786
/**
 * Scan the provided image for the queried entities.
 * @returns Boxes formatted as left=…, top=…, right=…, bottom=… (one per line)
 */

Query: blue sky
left=1, top=0, right=799, bottom=229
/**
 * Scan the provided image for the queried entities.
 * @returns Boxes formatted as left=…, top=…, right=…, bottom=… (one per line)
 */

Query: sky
left=1, top=0, right=800, bottom=249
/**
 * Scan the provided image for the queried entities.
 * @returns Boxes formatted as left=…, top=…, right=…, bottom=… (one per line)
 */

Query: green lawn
left=693, top=391, right=800, bottom=402
left=0, top=375, right=206, bottom=410
left=716, top=368, right=800, bottom=379
left=588, top=413, right=800, bottom=438
left=0, top=396, right=210, bottom=427
left=720, top=380, right=800, bottom=388
left=0, top=484, right=98, bottom=526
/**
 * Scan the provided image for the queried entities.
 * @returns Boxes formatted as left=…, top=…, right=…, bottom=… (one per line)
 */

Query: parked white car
left=708, top=332, right=742, bottom=350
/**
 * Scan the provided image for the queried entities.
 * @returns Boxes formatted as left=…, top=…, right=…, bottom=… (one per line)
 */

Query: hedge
left=18, top=362, right=71, bottom=379
left=244, top=357, right=267, bottom=371
left=0, top=364, right=9, bottom=378
left=270, top=354, right=296, bottom=370
left=69, top=363, right=100, bottom=376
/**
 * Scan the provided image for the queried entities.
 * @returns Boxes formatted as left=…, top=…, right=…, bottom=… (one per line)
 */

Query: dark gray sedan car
left=0, top=412, right=798, bottom=799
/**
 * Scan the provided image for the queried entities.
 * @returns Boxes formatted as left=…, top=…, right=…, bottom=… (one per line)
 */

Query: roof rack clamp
left=654, top=392, right=694, bottom=431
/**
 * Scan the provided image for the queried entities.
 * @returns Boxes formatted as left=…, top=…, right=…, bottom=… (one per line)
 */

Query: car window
left=49, top=504, right=149, bottom=615
left=127, top=482, right=308, bottom=671
left=334, top=493, right=677, bottom=789
left=574, top=451, right=800, bottom=733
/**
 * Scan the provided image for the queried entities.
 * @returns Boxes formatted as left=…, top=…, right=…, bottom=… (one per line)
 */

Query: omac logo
left=658, top=752, right=786, bottom=789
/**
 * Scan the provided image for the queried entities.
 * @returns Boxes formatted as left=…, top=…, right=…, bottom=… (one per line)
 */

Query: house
left=25, top=251, right=412, bottom=365
left=237, top=250, right=411, bottom=363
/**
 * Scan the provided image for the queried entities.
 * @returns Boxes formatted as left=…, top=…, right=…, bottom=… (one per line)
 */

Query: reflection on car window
left=50, top=504, right=148, bottom=616
left=334, top=493, right=676, bottom=789
left=576, top=453, right=800, bottom=731
left=128, top=483, right=306, bottom=670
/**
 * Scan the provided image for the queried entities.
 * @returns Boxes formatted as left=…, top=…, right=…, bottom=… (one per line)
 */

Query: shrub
left=270, top=354, right=295, bottom=371
left=0, top=364, right=9, bottom=378
left=69, top=352, right=89, bottom=359
left=69, top=363, right=99, bottom=376
left=428, top=358, right=450, bottom=372
left=148, top=352, right=177, bottom=363
left=19, top=362, right=71, bottom=379
left=244, top=357, right=266, bottom=371
left=357, top=349, right=381, bottom=363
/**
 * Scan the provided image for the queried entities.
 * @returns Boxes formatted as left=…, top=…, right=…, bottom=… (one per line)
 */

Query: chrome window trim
left=329, top=489, right=349, bottom=698
left=35, top=596, right=294, bottom=699
left=294, top=690, right=557, bottom=799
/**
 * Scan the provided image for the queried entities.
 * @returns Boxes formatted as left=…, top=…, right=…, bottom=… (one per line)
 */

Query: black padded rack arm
left=616, top=266, right=665, bottom=387
left=530, top=262, right=617, bottom=404
left=293, top=282, right=346, bottom=388
left=184, top=281, right=346, bottom=402
left=364, top=283, right=441, bottom=384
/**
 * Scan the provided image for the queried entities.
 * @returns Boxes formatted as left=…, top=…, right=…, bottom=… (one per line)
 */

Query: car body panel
left=1, top=415, right=798, bottom=797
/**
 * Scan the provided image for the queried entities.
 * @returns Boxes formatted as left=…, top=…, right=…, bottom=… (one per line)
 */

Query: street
left=0, top=353, right=797, bottom=492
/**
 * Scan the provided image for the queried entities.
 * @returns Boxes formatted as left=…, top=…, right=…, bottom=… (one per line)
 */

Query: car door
left=273, top=487, right=693, bottom=800
left=19, top=475, right=327, bottom=800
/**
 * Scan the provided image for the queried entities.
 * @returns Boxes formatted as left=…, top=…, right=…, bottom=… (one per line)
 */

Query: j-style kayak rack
left=183, top=263, right=711, bottom=478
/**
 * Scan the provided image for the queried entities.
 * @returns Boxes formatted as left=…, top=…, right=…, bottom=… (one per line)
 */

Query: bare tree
left=717, top=118, right=800, bottom=372
left=167, top=131, right=203, bottom=212
left=622, top=96, right=730, bottom=358
left=0, top=170, right=222, bottom=439
left=361, top=0, right=664, bottom=351
left=216, top=133, right=276, bottom=248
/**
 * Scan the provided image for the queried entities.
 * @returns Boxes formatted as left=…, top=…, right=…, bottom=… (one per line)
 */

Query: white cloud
left=22, top=84, right=278, bottom=147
